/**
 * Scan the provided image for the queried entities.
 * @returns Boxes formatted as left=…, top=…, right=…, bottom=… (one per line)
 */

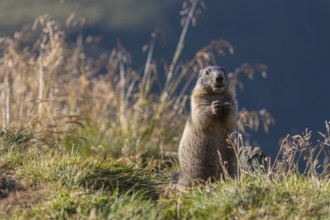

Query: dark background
left=1, top=0, right=329, bottom=157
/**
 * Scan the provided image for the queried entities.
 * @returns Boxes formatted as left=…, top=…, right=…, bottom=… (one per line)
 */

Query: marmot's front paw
left=222, top=101, right=232, bottom=115
left=211, top=100, right=232, bottom=116
left=211, top=100, right=222, bottom=115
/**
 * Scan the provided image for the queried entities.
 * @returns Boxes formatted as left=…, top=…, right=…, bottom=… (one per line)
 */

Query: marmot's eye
left=205, top=70, right=209, bottom=75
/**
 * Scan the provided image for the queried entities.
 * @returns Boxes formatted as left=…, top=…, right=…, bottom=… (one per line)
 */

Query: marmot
left=177, top=66, right=238, bottom=187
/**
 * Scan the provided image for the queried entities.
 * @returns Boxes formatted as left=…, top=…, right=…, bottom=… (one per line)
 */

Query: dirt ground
left=0, top=166, right=47, bottom=213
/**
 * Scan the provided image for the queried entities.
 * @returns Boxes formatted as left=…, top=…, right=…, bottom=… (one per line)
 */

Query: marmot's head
left=197, top=66, right=231, bottom=93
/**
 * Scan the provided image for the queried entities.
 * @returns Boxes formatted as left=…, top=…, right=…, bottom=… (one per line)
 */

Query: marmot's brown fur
left=178, top=66, right=238, bottom=187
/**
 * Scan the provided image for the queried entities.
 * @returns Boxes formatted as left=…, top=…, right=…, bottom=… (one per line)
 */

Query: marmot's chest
left=198, top=94, right=230, bottom=104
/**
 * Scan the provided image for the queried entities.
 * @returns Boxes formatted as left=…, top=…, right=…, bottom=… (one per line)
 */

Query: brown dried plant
left=0, top=1, right=273, bottom=161
left=272, top=121, right=330, bottom=178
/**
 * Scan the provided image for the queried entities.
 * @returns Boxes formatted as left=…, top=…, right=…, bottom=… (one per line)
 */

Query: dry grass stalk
left=0, top=3, right=282, bottom=167
left=271, top=122, right=330, bottom=178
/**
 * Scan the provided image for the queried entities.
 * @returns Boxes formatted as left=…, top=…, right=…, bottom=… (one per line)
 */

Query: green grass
left=0, top=135, right=329, bottom=219
left=0, top=1, right=329, bottom=219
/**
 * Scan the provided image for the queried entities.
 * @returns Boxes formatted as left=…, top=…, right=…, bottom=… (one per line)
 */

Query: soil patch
left=0, top=166, right=47, bottom=213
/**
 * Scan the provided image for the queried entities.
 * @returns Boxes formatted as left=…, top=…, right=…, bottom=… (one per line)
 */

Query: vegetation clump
left=0, top=0, right=329, bottom=219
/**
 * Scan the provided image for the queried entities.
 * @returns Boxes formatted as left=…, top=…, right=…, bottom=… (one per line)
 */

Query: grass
left=0, top=0, right=329, bottom=219
left=0, top=140, right=329, bottom=219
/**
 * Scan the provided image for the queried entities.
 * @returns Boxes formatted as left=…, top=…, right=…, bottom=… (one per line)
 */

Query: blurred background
left=1, top=0, right=329, bottom=158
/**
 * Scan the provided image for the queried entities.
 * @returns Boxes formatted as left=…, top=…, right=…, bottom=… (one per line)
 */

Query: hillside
left=0, top=129, right=329, bottom=219
left=0, top=1, right=329, bottom=219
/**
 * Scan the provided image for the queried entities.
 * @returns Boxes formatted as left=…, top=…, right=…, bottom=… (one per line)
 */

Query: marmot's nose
left=215, top=73, right=224, bottom=83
